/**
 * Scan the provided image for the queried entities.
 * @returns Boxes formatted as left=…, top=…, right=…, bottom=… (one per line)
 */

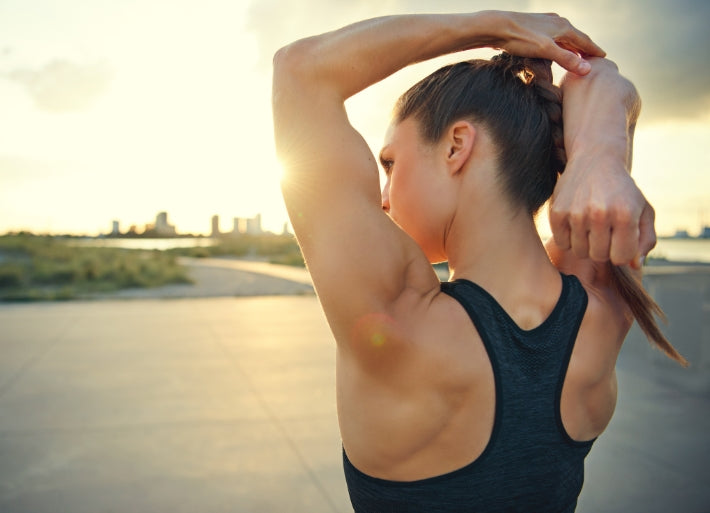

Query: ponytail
left=610, top=265, right=688, bottom=366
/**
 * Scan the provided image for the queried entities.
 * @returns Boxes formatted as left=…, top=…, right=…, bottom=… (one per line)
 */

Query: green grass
left=0, top=234, right=193, bottom=301
left=167, top=234, right=305, bottom=266
left=0, top=233, right=307, bottom=301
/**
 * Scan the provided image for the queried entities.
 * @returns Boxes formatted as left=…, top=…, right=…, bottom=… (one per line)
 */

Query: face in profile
left=379, top=118, right=455, bottom=263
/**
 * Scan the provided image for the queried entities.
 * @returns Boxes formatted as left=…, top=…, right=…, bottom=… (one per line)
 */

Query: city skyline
left=102, top=211, right=290, bottom=238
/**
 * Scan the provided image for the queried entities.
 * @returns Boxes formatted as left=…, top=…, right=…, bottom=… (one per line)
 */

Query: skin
left=273, top=11, right=644, bottom=481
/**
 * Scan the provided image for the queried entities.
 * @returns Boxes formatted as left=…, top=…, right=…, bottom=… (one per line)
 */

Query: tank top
left=343, top=273, right=593, bottom=513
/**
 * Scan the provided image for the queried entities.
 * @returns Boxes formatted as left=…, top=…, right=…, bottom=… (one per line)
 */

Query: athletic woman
left=272, top=11, right=684, bottom=512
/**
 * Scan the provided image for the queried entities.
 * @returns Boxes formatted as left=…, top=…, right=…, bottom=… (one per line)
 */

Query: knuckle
left=568, top=211, right=586, bottom=229
left=588, top=206, right=608, bottom=227
left=613, top=206, right=635, bottom=226
left=548, top=207, right=565, bottom=223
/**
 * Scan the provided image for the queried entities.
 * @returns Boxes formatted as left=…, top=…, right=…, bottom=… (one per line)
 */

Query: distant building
left=701, top=226, right=710, bottom=239
left=246, top=214, right=262, bottom=235
left=154, top=211, right=176, bottom=236
left=672, top=229, right=691, bottom=239
left=229, top=214, right=263, bottom=236
left=211, top=215, right=220, bottom=237
left=232, top=217, right=243, bottom=235
left=111, top=220, right=120, bottom=236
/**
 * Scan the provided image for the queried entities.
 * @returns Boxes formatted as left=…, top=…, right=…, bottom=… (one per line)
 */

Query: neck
left=444, top=199, right=561, bottom=327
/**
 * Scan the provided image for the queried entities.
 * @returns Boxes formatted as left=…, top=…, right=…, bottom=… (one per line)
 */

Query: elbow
left=562, top=56, right=642, bottom=120
left=272, top=38, right=319, bottom=90
left=624, top=77, right=642, bottom=125
left=589, top=57, right=640, bottom=106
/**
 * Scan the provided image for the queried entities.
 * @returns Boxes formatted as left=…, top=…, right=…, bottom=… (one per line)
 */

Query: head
left=382, top=53, right=565, bottom=242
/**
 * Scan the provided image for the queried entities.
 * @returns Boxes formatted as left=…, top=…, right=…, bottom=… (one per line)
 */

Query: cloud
left=3, top=59, right=112, bottom=113
left=248, top=0, right=709, bottom=123
left=542, top=0, right=710, bottom=122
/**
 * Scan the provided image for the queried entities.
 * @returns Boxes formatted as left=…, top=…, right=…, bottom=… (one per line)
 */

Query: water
left=650, top=238, right=710, bottom=263
left=70, top=237, right=710, bottom=263
left=70, top=238, right=219, bottom=251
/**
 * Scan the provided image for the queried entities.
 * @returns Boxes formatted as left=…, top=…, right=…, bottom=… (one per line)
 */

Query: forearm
left=561, top=57, right=641, bottom=172
left=274, top=12, right=499, bottom=100
left=550, top=57, right=653, bottom=267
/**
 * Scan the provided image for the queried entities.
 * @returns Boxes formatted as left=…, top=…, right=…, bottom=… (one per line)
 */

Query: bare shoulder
left=338, top=285, right=495, bottom=478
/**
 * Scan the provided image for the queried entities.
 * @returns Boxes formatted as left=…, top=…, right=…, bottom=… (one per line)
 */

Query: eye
left=380, top=159, right=393, bottom=175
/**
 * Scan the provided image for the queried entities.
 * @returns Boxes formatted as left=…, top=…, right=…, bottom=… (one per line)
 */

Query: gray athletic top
left=343, top=273, right=593, bottom=513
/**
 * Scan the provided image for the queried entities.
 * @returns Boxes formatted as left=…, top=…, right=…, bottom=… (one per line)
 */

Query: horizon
left=1, top=0, right=708, bottom=239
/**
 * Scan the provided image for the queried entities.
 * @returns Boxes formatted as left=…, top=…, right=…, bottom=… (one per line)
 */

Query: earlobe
left=446, top=121, right=475, bottom=175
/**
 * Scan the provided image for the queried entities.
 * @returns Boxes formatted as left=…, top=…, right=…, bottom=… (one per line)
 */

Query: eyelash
left=381, top=160, right=393, bottom=174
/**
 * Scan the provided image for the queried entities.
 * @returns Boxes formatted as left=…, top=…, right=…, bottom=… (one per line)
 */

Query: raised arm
left=547, top=60, right=686, bottom=366
left=550, top=57, right=653, bottom=267
left=272, top=12, right=605, bottom=359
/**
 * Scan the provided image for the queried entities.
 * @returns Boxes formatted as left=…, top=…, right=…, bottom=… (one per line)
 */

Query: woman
left=272, top=11, right=685, bottom=512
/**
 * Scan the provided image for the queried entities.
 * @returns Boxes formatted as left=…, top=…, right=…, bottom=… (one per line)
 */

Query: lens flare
left=352, top=311, right=397, bottom=350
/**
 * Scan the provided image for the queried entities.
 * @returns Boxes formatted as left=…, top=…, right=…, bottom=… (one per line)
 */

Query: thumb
left=553, top=47, right=591, bottom=75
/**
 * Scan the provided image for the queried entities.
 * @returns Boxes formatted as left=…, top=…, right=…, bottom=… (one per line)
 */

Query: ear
left=443, top=121, right=475, bottom=176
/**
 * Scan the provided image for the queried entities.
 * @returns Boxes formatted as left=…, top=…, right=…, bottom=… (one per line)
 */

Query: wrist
left=565, top=144, right=630, bottom=178
left=448, top=11, right=506, bottom=51
left=567, top=130, right=628, bottom=160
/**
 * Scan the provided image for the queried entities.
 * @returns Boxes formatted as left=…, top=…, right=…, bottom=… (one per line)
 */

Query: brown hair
left=394, top=53, right=687, bottom=366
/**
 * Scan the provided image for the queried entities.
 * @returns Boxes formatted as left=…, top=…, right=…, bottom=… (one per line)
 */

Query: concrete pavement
left=0, top=265, right=708, bottom=512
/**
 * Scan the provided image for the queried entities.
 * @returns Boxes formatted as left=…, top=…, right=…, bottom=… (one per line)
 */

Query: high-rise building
left=232, top=217, right=242, bottom=235
left=111, top=220, right=120, bottom=236
left=211, top=215, right=220, bottom=237
left=154, top=211, right=176, bottom=236
left=246, top=213, right=262, bottom=235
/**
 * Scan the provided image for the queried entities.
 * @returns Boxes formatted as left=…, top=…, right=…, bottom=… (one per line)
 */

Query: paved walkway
left=0, top=264, right=708, bottom=512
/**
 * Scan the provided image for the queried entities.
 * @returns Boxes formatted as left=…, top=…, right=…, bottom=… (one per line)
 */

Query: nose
left=381, top=179, right=390, bottom=213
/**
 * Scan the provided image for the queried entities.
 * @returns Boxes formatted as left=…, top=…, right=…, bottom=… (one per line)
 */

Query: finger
left=549, top=205, right=572, bottom=250
left=569, top=213, right=590, bottom=258
left=557, top=30, right=606, bottom=59
left=588, top=225, right=612, bottom=262
left=545, top=41, right=591, bottom=75
left=586, top=205, right=612, bottom=261
left=637, top=203, right=657, bottom=257
left=545, top=12, right=606, bottom=58
left=609, top=217, right=640, bottom=266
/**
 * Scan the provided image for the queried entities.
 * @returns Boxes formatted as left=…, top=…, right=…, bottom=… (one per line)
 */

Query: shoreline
left=2, top=256, right=709, bottom=303
left=83, top=257, right=710, bottom=301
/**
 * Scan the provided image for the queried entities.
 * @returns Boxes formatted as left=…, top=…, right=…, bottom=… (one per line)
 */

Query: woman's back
left=342, top=273, right=597, bottom=512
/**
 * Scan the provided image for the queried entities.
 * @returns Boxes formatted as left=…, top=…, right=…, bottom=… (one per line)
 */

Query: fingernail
left=578, top=60, right=591, bottom=73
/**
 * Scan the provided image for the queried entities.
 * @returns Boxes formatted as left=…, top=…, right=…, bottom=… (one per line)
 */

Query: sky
left=0, top=0, right=708, bottom=237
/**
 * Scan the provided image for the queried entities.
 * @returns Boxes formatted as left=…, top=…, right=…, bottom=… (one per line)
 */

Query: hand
left=488, top=11, right=606, bottom=75
left=549, top=154, right=656, bottom=269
